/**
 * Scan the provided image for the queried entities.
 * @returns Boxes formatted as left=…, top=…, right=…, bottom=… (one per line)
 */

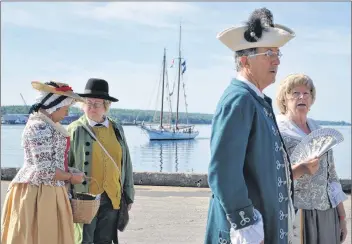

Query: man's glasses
left=248, top=50, right=282, bottom=59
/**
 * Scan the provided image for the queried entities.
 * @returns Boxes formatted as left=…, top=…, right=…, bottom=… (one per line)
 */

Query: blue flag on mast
left=181, top=60, right=186, bottom=75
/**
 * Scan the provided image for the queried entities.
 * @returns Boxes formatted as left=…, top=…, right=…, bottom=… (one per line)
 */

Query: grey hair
left=234, top=48, right=257, bottom=71
left=103, top=100, right=112, bottom=112
left=276, top=73, right=316, bottom=114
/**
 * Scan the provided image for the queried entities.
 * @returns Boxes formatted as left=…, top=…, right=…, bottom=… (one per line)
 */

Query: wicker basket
left=70, top=177, right=101, bottom=224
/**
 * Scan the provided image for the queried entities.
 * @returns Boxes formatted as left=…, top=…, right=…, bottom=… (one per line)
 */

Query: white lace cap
left=35, top=91, right=74, bottom=114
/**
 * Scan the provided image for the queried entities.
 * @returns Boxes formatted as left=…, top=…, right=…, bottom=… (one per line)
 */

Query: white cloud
left=1, top=3, right=112, bottom=37
left=71, top=2, right=236, bottom=34
left=2, top=2, right=351, bottom=122
left=2, top=3, right=64, bottom=29
left=73, top=2, right=200, bottom=29
left=2, top=2, right=222, bottom=40
left=293, top=28, right=351, bottom=56
left=210, top=55, right=234, bottom=65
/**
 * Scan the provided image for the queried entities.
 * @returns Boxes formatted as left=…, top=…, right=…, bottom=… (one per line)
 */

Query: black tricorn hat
left=78, top=78, right=118, bottom=102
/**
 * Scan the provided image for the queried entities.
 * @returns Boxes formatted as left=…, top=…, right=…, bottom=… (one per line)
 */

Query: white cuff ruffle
left=230, top=209, right=264, bottom=244
left=328, top=181, right=348, bottom=208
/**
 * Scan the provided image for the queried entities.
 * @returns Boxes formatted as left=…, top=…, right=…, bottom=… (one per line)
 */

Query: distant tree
left=1, top=105, right=351, bottom=126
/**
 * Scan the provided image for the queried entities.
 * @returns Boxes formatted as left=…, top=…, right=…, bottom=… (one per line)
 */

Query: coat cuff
left=230, top=209, right=264, bottom=244
left=226, top=205, right=259, bottom=230
left=328, top=181, right=348, bottom=208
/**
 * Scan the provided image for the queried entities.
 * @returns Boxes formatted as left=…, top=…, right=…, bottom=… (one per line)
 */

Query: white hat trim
left=217, top=24, right=295, bottom=52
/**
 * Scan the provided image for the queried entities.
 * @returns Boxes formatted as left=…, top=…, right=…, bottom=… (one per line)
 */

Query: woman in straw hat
left=1, top=81, right=86, bottom=244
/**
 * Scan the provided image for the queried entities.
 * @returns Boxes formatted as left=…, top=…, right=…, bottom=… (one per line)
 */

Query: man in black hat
left=68, top=78, right=135, bottom=244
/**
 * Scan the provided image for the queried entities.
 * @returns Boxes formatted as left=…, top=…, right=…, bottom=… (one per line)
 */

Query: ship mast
left=160, top=48, right=166, bottom=128
left=175, top=23, right=182, bottom=129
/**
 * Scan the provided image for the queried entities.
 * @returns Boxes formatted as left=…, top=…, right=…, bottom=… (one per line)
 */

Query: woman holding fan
left=276, top=73, right=348, bottom=243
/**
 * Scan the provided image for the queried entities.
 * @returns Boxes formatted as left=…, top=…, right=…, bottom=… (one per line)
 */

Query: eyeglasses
left=86, top=102, right=104, bottom=109
left=248, top=50, right=283, bottom=59
left=290, top=91, right=311, bottom=99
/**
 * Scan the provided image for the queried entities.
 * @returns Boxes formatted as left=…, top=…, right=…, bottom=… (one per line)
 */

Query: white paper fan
left=290, top=128, right=344, bottom=165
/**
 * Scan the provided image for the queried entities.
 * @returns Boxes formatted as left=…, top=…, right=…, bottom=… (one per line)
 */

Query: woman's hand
left=340, top=218, right=347, bottom=243
left=301, top=157, right=320, bottom=175
left=292, top=157, right=320, bottom=180
left=68, top=167, right=83, bottom=174
left=70, top=172, right=85, bottom=184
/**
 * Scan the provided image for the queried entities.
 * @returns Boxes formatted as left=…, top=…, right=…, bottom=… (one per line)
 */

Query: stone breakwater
left=1, top=168, right=351, bottom=193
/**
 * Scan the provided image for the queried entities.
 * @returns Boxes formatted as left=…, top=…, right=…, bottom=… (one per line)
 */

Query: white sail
left=139, top=23, right=199, bottom=141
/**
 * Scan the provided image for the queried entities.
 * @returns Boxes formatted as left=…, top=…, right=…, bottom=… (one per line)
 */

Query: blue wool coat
left=204, top=79, right=294, bottom=244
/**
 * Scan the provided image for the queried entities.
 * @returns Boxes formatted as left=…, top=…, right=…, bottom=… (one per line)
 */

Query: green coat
left=67, top=115, right=135, bottom=243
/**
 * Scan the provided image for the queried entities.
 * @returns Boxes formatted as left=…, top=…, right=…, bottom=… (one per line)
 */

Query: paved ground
left=1, top=181, right=351, bottom=244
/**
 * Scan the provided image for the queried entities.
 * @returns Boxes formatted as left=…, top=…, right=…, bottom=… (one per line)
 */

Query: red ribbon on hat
left=55, top=86, right=73, bottom=92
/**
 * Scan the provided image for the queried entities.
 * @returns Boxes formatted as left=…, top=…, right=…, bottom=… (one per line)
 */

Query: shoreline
left=1, top=123, right=352, bottom=127
left=1, top=168, right=351, bottom=192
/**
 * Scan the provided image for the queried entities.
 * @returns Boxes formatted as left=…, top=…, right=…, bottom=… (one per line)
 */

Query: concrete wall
left=1, top=168, right=351, bottom=193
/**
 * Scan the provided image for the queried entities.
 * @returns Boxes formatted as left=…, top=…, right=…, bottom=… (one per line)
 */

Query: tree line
left=1, top=105, right=351, bottom=126
left=1, top=105, right=213, bottom=125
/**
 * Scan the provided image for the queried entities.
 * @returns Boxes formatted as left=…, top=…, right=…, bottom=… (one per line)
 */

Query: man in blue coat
left=205, top=8, right=296, bottom=244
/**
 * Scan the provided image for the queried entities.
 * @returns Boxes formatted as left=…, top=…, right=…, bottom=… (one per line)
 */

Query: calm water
left=1, top=124, right=351, bottom=179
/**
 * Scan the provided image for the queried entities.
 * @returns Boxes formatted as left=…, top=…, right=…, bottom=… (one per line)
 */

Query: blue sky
left=2, top=2, right=351, bottom=122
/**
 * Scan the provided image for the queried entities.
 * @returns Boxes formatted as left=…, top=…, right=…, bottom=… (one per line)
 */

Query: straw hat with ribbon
left=29, top=81, right=85, bottom=115
left=31, top=81, right=85, bottom=103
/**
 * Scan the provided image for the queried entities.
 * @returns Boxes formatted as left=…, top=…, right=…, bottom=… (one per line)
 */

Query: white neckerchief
left=236, top=74, right=264, bottom=99
left=86, top=115, right=109, bottom=128
left=276, top=114, right=320, bottom=140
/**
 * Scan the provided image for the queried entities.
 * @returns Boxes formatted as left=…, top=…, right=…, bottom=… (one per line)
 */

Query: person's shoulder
left=24, top=115, right=53, bottom=138
left=275, top=114, right=287, bottom=127
left=67, top=116, right=86, bottom=132
left=275, top=114, right=295, bottom=136
left=307, top=117, right=321, bottom=129
left=213, top=85, right=256, bottom=125
left=108, top=118, right=129, bottom=142
left=109, top=117, right=124, bottom=132
left=219, top=83, right=253, bottom=109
